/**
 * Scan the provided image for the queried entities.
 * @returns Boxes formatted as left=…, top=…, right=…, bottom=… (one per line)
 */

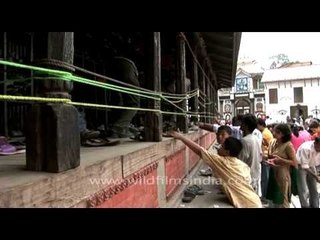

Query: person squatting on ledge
left=107, top=56, right=141, bottom=139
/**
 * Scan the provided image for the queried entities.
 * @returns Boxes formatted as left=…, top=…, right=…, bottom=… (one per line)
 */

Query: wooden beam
left=217, top=72, right=232, bottom=79
left=176, top=33, right=188, bottom=133
left=194, top=32, right=217, bottom=94
left=208, top=53, right=233, bottom=64
left=201, top=32, right=234, bottom=48
left=231, top=32, right=242, bottom=89
left=26, top=32, right=80, bottom=173
left=205, top=43, right=233, bottom=56
left=202, top=62, right=206, bottom=123
left=202, top=32, right=234, bottom=42
left=144, top=32, right=162, bottom=142
left=190, top=42, right=199, bottom=123
left=210, top=60, right=233, bottom=71
left=207, top=83, right=212, bottom=123
left=218, top=77, right=232, bottom=83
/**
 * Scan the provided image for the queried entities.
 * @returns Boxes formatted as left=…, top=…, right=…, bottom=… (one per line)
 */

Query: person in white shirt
left=296, top=137, right=320, bottom=208
left=253, top=128, right=263, bottom=147
left=238, top=114, right=262, bottom=195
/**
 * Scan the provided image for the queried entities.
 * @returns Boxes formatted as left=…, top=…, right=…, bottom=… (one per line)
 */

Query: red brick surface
left=94, top=132, right=215, bottom=208
left=97, top=170, right=158, bottom=208
left=165, top=148, right=186, bottom=198
left=189, top=147, right=199, bottom=171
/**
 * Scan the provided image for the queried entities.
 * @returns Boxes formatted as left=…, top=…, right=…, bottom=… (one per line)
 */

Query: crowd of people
left=169, top=114, right=320, bottom=208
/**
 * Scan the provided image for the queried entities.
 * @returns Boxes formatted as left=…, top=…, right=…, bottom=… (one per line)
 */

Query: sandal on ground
left=181, top=185, right=205, bottom=203
left=130, top=131, right=145, bottom=141
left=199, top=168, right=212, bottom=177
left=184, top=185, right=205, bottom=196
left=182, top=195, right=195, bottom=203
left=0, top=136, right=17, bottom=153
left=81, top=138, right=120, bottom=147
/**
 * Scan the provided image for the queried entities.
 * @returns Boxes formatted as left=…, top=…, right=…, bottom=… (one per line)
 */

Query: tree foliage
left=270, top=53, right=290, bottom=65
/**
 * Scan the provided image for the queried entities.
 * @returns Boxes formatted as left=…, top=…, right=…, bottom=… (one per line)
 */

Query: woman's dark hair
left=291, top=124, right=300, bottom=137
left=274, top=124, right=292, bottom=143
left=257, top=118, right=266, bottom=128
left=232, top=115, right=243, bottom=126
left=309, top=121, right=319, bottom=129
left=307, top=128, right=314, bottom=135
left=224, top=137, right=243, bottom=157
left=217, top=125, right=232, bottom=135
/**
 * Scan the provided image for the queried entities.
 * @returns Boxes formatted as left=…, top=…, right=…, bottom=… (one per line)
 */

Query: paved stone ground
left=172, top=162, right=234, bottom=208
left=168, top=143, right=234, bottom=208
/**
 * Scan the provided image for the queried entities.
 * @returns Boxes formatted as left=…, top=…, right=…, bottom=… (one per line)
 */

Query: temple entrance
left=235, top=98, right=251, bottom=115
left=290, top=105, right=308, bottom=120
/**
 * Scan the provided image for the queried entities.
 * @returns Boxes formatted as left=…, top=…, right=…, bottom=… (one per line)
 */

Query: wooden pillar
left=202, top=63, right=207, bottom=123
left=144, top=32, right=162, bottom=141
left=212, top=84, right=217, bottom=117
left=211, top=78, right=216, bottom=120
left=198, top=61, right=204, bottom=122
left=207, top=80, right=212, bottom=123
left=176, top=33, right=188, bottom=133
left=26, top=32, right=80, bottom=173
left=250, top=99, right=254, bottom=115
left=190, top=47, right=199, bottom=123
left=210, top=81, right=214, bottom=121
left=209, top=78, right=213, bottom=122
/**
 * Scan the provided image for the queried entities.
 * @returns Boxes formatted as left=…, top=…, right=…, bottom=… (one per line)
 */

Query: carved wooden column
left=144, top=32, right=162, bottom=141
left=207, top=79, right=212, bottom=123
left=190, top=45, right=199, bottom=123
left=198, top=60, right=204, bottom=122
left=176, top=33, right=188, bottom=133
left=26, top=32, right=80, bottom=173
left=212, top=83, right=217, bottom=118
left=202, top=63, right=207, bottom=123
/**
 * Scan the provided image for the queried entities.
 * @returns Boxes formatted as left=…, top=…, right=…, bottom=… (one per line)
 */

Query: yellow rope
left=0, top=94, right=71, bottom=103
left=69, top=101, right=159, bottom=113
left=0, top=94, right=217, bottom=119
left=0, top=60, right=211, bottom=114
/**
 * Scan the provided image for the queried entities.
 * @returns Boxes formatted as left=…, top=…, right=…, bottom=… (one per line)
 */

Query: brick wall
left=189, top=147, right=199, bottom=171
left=97, top=169, right=158, bottom=208
left=165, top=148, right=186, bottom=198
left=92, top=132, right=216, bottom=208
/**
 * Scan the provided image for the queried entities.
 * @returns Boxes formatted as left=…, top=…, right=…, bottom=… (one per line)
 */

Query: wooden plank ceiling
left=200, top=32, right=242, bottom=89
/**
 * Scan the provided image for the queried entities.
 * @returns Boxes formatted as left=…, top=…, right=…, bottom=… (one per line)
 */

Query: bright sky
left=238, top=32, right=320, bottom=65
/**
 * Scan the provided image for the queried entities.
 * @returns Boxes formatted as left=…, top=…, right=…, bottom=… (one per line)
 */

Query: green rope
left=0, top=60, right=216, bottom=117
left=0, top=60, right=72, bottom=77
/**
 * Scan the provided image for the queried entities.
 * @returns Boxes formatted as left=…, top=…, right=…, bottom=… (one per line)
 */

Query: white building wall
left=303, top=79, right=320, bottom=116
left=265, top=79, right=320, bottom=122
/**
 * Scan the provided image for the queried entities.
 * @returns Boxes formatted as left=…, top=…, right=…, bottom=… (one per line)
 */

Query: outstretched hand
left=166, top=130, right=182, bottom=139
left=165, top=130, right=202, bottom=156
left=197, top=122, right=204, bottom=127
left=163, top=130, right=182, bottom=139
